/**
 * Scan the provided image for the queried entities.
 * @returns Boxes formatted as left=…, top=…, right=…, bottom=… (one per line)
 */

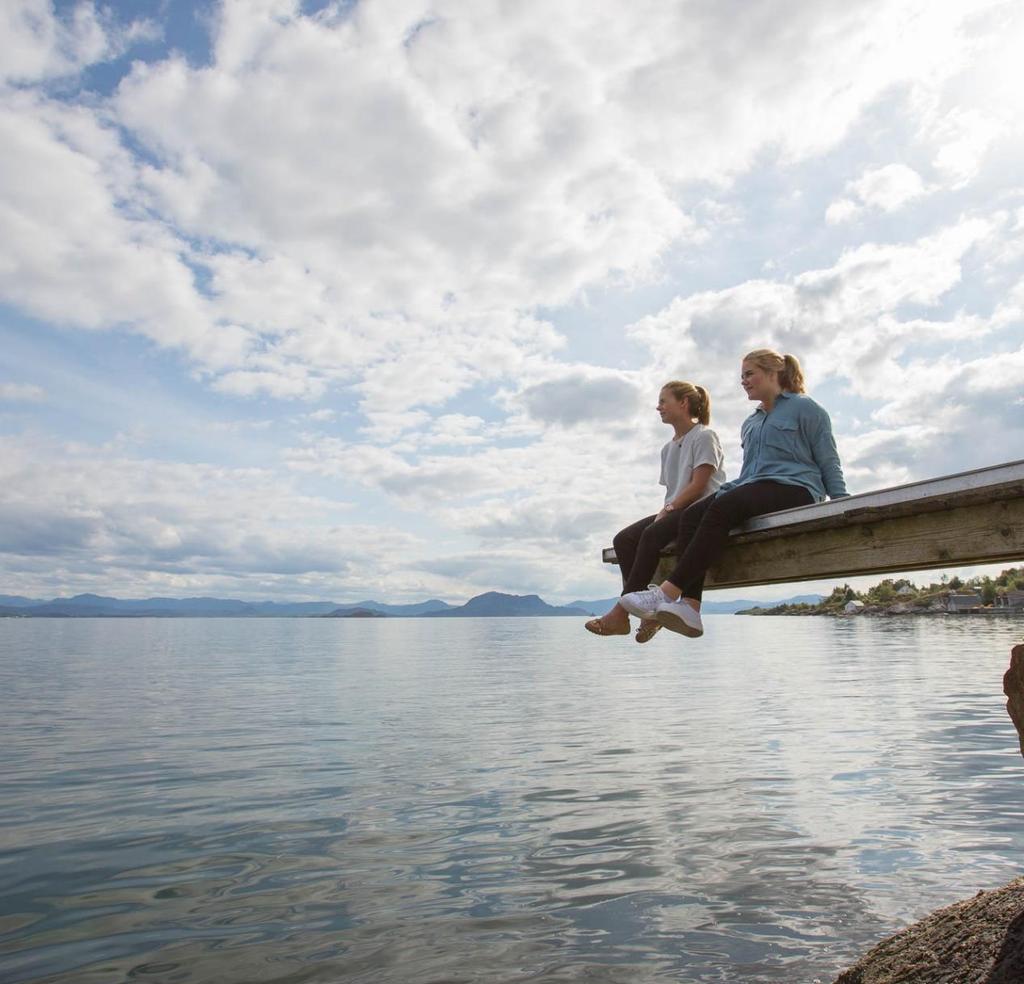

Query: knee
left=637, top=523, right=660, bottom=546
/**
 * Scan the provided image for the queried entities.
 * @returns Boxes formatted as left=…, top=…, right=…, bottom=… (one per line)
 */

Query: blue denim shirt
left=719, top=392, right=848, bottom=502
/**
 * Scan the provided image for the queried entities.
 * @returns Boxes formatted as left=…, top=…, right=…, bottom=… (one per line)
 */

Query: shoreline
left=738, top=606, right=1024, bottom=619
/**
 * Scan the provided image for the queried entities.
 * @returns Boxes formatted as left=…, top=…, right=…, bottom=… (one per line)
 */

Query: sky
left=1, top=0, right=1022, bottom=605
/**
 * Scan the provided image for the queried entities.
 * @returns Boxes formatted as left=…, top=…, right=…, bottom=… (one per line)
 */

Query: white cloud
left=0, top=382, right=45, bottom=402
left=929, top=109, right=1003, bottom=186
left=0, top=435, right=424, bottom=597
left=827, top=164, right=928, bottom=223
left=915, top=4, right=1024, bottom=187
left=2, top=0, right=1023, bottom=603
left=415, top=414, right=488, bottom=448
left=212, top=366, right=325, bottom=400
left=0, top=0, right=994, bottom=407
left=0, top=424, right=638, bottom=602
left=517, top=371, right=644, bottom=427
left=795, top=219, right=991, bottom=321
left=631, top=219, right=991, bottom=360
left=0, top=2, right=162, bottom=85
left=825, top=198, right=862, bottom=225
left=1, top=1, right=107, bottom=84
left=0, top=92, right=236, bottom=364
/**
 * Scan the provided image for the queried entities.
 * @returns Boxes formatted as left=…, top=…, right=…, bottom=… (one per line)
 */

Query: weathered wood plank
left=691, top=497, right=1024, bottom=589
left=602, top=459, right=1024, bottom=590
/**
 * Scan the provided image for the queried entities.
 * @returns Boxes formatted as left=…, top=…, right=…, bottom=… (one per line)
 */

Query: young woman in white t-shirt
left=585, top=380, right=726, bottom=643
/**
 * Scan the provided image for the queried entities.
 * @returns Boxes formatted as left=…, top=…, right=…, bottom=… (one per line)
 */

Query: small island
left=738, top=566, right=1024, bottom=618
left=324, top=607, right=387, bottom=618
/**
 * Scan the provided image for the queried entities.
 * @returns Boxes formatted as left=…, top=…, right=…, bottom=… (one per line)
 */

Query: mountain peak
left=431, top=592, right=586, bottom=617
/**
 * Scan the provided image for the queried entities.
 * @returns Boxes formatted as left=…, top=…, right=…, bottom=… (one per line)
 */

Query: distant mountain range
left=0, top=593, right=451, bottom=618
left=1, top=591, right=823, bottom=619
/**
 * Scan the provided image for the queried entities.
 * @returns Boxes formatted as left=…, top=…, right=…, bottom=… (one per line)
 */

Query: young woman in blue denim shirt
left=621, top=348, right=848, bottom=639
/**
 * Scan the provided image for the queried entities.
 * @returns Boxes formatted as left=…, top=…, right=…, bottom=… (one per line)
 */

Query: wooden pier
left=602, top=459, right=1024, bottom=590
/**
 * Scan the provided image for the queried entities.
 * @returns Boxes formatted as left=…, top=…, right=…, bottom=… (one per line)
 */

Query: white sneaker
left=620, top=584, right=668, bottom=619
left=655, top=598, right=704, bottom=638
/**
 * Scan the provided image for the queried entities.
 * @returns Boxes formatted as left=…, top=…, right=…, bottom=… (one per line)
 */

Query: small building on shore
left=947, top=592, right=983, bottom=612
left=996, top=589, right=1024, bottom=611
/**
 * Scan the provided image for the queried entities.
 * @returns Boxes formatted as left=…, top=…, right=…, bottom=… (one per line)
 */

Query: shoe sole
left=655, top=609, right=703, bottom=638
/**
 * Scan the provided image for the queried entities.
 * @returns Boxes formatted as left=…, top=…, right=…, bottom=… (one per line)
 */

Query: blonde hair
left=661, top=380, right=711, bottom=425
left=742, top=349, right=806, bottom=394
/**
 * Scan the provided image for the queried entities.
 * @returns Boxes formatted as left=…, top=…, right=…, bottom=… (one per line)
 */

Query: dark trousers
left=614, top=511, right=687, bottom=596
left=664, top=482, right=813, bottom=601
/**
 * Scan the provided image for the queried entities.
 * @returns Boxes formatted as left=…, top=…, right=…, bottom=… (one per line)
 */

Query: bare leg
left=658, top=580, right=699, bottom=612
left=598, top=601, right=630, bottom=631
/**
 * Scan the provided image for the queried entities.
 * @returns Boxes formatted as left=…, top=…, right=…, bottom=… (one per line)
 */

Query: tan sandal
left=585, top=617, right=630, bottom=636
left=635, top=620, right=662, bottom=644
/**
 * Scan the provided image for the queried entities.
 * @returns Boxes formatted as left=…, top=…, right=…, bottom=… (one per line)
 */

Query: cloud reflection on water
left=1, top=615, right=1021, bottom=982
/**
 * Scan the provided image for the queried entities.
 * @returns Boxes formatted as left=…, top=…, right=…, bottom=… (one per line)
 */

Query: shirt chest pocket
left=763, top=419, right=799, bottom=455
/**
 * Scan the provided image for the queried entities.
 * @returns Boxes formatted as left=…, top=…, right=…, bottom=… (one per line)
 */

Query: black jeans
left=664, top=482, right=814, bottom=601
left=613, top=511, right=685, bottom=596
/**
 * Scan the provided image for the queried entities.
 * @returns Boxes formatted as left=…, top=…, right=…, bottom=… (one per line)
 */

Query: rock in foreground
left=833, top=878, right=1024, bottom=983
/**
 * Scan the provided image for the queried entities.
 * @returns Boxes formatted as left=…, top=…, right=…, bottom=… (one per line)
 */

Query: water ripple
left=1, top=615, right=1022, bottom=982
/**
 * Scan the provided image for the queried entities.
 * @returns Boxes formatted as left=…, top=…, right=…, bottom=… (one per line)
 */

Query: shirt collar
left=755, top=390, right=794, bottom=414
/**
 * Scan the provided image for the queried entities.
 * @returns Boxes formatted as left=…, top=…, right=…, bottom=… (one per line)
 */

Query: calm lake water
left=1, top=615, right=1022, bottom=983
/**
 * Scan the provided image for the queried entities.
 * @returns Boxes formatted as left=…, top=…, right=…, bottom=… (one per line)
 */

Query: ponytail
left=692, top=384, right=711, bottom=425
left=780, top=354, right=805, bottom=393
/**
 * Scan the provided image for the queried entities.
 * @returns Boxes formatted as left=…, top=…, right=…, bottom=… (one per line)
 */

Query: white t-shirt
left=659, top=424, right=726, bottom=505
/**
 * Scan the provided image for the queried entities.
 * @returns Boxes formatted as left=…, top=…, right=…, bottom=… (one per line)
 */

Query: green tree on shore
left=750, top=567, right=1023, bottom=617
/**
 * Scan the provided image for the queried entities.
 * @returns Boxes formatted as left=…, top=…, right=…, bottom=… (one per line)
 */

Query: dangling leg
left=619, top=497, right=715, bottom=624
left=586, top=515, right=657, bottom=636
left=656, top=483, right=814, bottom=637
